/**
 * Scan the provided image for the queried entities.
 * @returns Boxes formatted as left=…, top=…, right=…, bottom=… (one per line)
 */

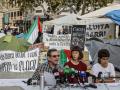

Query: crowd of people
left=0, top=25, right=20, bottom=36
left=29, top=46, right=116, bottom=85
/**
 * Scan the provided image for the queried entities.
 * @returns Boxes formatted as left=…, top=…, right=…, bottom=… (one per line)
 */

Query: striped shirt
left=32, top=63, right=62, bottom=80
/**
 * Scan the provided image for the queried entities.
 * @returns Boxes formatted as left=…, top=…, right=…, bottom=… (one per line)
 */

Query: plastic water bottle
left=40, top=73, right=44, bottom=90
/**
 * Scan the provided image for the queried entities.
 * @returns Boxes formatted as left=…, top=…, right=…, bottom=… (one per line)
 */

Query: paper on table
left=106, top=83, right=120, bottom=87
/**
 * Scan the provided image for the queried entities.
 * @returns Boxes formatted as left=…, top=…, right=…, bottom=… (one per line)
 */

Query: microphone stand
left=40, top=73, right=44, bottom=90
left=82, top=74, right=97, bottom=89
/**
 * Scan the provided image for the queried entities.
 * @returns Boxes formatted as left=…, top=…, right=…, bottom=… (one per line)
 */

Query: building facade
left=1, top=0, right=25, bottom=32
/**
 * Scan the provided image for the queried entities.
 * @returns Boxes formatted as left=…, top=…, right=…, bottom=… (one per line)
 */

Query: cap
left=71, top=46, right=82, bottom=52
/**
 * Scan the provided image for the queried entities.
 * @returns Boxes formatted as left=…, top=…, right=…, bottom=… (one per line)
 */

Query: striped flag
left=25, top=17, right=42, bottom=44
left=59, top=49, right=71, bottom=67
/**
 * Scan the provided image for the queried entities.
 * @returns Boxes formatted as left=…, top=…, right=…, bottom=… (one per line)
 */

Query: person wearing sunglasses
left=31, top=48, right=62, bottom=85
left=64, top=46, right=87, bottom=83
left=92, top=49, right=115, bottom=83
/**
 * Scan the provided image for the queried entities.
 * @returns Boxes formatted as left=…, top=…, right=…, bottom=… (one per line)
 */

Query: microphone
left=63, top=66, right=79, bottom=77
left=98, top=72, right=103, bottom=79
left=53, top=68, right=65, bottom=85
left=63, top=66, right=80, bottom=84
left=79, top=71, right=87, bottom=84
left=53, top=68, right=59, bottom=78
left=97, top=72, right=105, bottom=83
left=52, top=68, right=61, bottom=84
left=63, top=66, right=72, bottom=75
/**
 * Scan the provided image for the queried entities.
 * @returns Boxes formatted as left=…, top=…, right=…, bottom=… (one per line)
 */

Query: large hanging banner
left=71, top=25, right=86, bottom=50
left=54, top=25, right=72, bottom=35
left=86, top=23, right=115, bottom=40
left=43, top=25, right=72, bottom=35
left=43, top=33, right=71, bottom=50
left=0, top=48, right=39, bottom=72
left=42, top=25, right=54, bottom=34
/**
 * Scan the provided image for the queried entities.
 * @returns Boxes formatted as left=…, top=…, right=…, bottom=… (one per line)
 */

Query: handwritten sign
left=0, top=48, right=39, bottom=72
left=43, top=33, right=71, bottom=50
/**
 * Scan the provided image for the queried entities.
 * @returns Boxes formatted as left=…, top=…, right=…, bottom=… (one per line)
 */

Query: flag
left=25, top=17, right=42, bottom=44
left=38, top=16, right=42, bottom=33
left=59, top=49, right=67, bottom=67
left=64, top=49, right=71, bottom=60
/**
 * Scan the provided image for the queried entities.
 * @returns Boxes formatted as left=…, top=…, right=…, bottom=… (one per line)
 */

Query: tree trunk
left=81, top=1, right=87, bottom=15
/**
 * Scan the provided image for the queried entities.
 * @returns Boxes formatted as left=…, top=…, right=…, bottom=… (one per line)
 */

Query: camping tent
left=43, top=14, right=80, bottom=25
left=43, top=14, right=114, bottom=26
left=43, top=13, right=116, bottom=39
left=0, top=33, right=5, bottom=38
left=0, top=35, right=31, bottom=52
left=85, top=39, right=120, bottom=70
left=78, top=4, right=120, bottom=18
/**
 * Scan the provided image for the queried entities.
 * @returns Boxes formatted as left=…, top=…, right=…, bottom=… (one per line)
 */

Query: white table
left=0, top=79, right=120, bottom=90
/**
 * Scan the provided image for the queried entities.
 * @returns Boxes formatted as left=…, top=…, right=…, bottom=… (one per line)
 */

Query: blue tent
left=105, top=10, right=120, bottom=25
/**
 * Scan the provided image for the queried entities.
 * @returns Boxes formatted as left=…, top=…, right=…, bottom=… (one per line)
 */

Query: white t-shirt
left=92, top=63, right=115, bottom=77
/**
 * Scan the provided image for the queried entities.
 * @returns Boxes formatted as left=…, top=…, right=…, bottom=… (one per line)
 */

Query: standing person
left=64, top=46, right=87, bottom=83
left=31, top=48, right=62, bottom=85
left=92, top=49, right=115, bottom=83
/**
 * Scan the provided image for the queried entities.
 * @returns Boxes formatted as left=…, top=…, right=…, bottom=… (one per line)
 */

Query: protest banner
left=86, top=23, right=115, bottom=40
left=43, top=33, right=71, bottom=50
left=43, top=24, right=73, bottom=35
left=0, top=48, right=39, bottom=72
left=42, top=25, right=54, bottom=34
left=71, top=25, right=86, bottom=50
left=54, top=25, right=72, bottom=35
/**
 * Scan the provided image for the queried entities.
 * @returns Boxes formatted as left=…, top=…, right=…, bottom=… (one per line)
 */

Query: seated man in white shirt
left=92, top=49, right=115, bottom=83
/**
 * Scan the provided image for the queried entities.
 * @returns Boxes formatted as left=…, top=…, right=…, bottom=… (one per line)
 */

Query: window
left=36, top=10, right=42, bottom=13
left=17, top=11, right=20, bottom=16
left=20, top=12, right=22, bottom=16
left=14, top=12, right=16, bottom=17
left=11, top=12, right=13, bottom=17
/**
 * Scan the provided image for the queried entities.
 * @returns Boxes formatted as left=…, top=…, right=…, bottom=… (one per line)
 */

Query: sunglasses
left=51, top=55, right=60, bottom=58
